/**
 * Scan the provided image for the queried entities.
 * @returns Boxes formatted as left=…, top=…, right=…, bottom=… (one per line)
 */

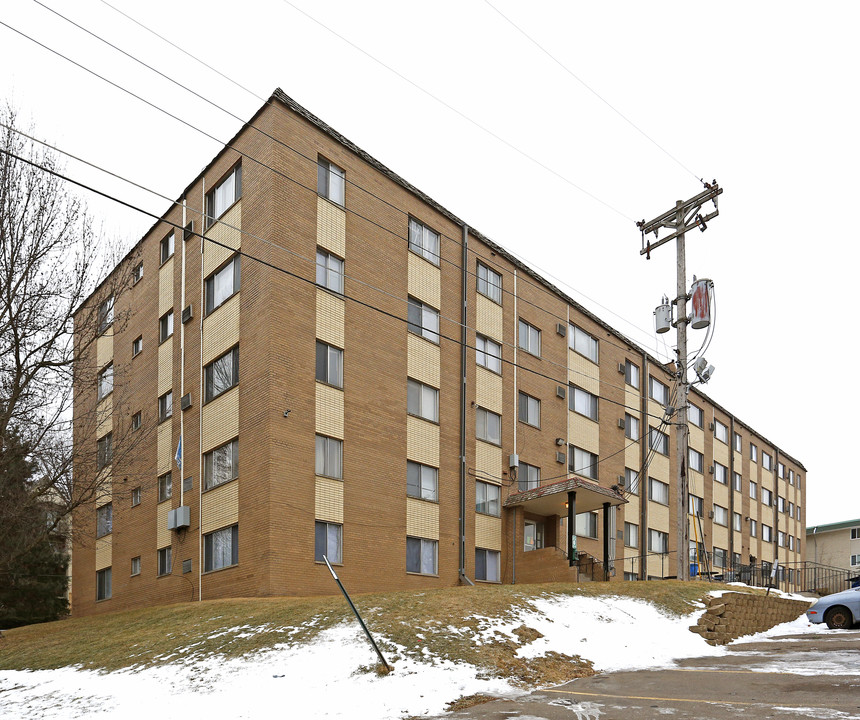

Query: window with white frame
left=750, top=443, right=758, bottom=462
left=789, top=502, right=795, bottom=518
left=750, top=519, right=757, bottom=537
left=762, top=487, right=773, bottom=506
left=624, top=360, right=640, bottom=389
left=97, top=363, right=113, bottom=401
left=688, top=448, right=704, bottom=473
left=569, top=325, right=598, bottom=362
left=315, top=341, right=342, bottom=389
left=762, top=524, right=773, bottom=543
left=407, top=461, right=438, bottom=502
left=778, top=496, right=786, bottom=513
left=733, top=512, right=742, bottom=531
left=476, top=335, right=502, bottom=374
left=570, top=385, right=598, bottom=421
left=204, top=525, right=238, bottom=571
left=315, top=521, right=342, bottom=564
left=689, top=495, right=703, bottom=517
left=649, top=477, right=669, bottom=505
left=778, top=531, right=786, bottom=547
left=649, top=529, right=668, bottom=554
left=625, top=413, right=640, bottom=441
left=750, top=481, right=758, bottom=499
left=476, top=262, right=502, bottom=303
left=475, top=548, right=500, bottom=582
left=851, top=554, right=860, bottom=567
left=714, top=419, right=728, bottom=443
left=569, top=445, right=598, bottom=480
left=732, top=471, right=742, bottom=492
left=160, top=231, right=175, bottom=263
left=133, top=261, right=143, bottom=284
left=650, top=427, right=669, bottom=455
left=204, top=439, right=239, bottom=489
left=317, top=157, right=344, bottom=206
left=518, top=391, right=540, bottom=427
left=733, top=432, right=742, bottom=452
left=576, top=511, right=598, bottom=538
left=524, top=520, right=545, bottom=551
left=205, top=255, right=240, bottom=315
left=688, top=404, right=703, bottom=428
left=713, top=505, right=728, bottom=526
left=407, top=296, right=440, bottom=343
left=518, top=462, right=540, bottom=492
left=518, top=319, right=541, bottom=356
left=131, top=411, right=141, bottom=432
left=131, top=556, right=141, bottom=576
left=206, top=163, right=242, bottom=227
left=476, top=481, right=501, bottom=516
left=625, top=467, right=640, bottom=494
left=406, top=536, right=437, bottom=574
left=624, top=521, right=639, bottom=548
left=98, top=296, right=114, bottom=335
left=159, top=310, right=174, bottom=343
left=205, top=347, right=239, bottom=402
left=97, top=432, right=112, bottom=470
left=316, top=249, right=344, bottom=294
left=132, top=335, right=142, bottom=357
left=158, top=391, right=173, bottom=423
left=158, top=472, right=172, bottom=503
left=96, top=503, right=112, bottom=537
left=762, top=452, right=772, bottom=470
left=649, top=377, right=669, bottom=405
left=314, top=435, right=342, bottom=479
left=851, top=528, right=860, bottom=540
left=131, top=487, right=141, bottom=506
left=789, top=469, right=795, bottom=485
left=96, top=567, right=111, bottom=600
left=777, top=462, right=785, bottom=479
left=476, top=407, right=501, bottom=445
left=713, top=547, right=727, bottom=568
left=714, top=462, right=728, bottom=485
left=408, top=218, right=440, bottom=265
left=407, top=379, right=439, bottom=422
left=157, top=546, right=172, bottom=576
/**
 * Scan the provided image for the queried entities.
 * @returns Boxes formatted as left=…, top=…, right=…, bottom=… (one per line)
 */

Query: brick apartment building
left=71, top=89, right=806, bottom=615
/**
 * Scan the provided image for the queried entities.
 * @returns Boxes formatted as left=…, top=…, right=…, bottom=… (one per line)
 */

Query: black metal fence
left=710, top=560, right=854, bottom=595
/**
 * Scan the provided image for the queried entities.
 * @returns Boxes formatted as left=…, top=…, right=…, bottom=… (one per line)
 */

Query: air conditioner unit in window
left=167, top=506, right=190, bottom=531
left=556, top=385, right=566, bottom=399
left=556, top=452, right=566, bottom=464
left=181, top=393, right=192, bottom=411
left=181, top=304, right=193, bottom=324
left=556, top=323, right=566, bottom=337
left=617, top=418, right=625, bottom=429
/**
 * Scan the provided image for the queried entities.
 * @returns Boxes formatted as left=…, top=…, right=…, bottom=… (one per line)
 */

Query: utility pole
left=638, top=182, right=723, bottom=581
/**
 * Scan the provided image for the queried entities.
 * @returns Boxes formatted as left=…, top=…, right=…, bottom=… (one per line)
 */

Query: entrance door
left=524, top=520, right=545, bottom=552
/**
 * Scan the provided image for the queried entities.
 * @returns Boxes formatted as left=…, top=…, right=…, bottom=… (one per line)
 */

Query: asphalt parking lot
left=433, top=628, right=860, bottom=720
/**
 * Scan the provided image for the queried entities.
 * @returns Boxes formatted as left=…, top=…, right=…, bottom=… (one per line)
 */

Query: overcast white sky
left=1, top=0, right=856, bottom=527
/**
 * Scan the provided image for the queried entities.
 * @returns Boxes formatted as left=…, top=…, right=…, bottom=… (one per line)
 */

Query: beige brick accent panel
left=406, top=497, right=439, bottom=540
left=407, top=252, right=441, bottom=309
left=203, top=203, right=242, bottom=277
left=569, top=413, right=599, bottom=454
left=650, top=452, right=670, bottom=478
left=202, top=295, right=240, bottom=365
left=315, top=384, right=344, bottom=439
left=158, top=341, right=173, bottom=396
left=407, top=333, right=440, bottom=388
left=94, top=536, right=111, bottom=571
left=649, top=501, right=670, bottom=528
left=96, top=404, right=112, bottom=440
left=568, top=349, right=599, bottom=394
left=95, top=477, right=112, bottom=505
left=315, top=476, right=344, bottom=523
left=624, top=444, right=639, bottom=467
left=202, top=480, right=239, bottom=534
left=316, top=289, right=345, bottom=347
left=690, top=592, right=812, bottom=645
left=157, top=421, right=173, bottom=474
left=406, top=416, right=439, bottom=466
left=476, top=294, right=503, bottom=341
left=201, top=388, right=239, bottom=453
left=316, top=196, right=345, bottom=257
left=475, top=513, right=502, bottom=551
left=156, top=500, right=170, bottom=548
left=713, top=440, right=729, bottom=466
left=159, top=257, right=174, bottom=316
left=475, top=441, right=502, bottom=479
left=689, top=425, right=704, bottom=451
left=96, top=333, right=113, bottom=369
left=475, top=367, right=503, bottom=414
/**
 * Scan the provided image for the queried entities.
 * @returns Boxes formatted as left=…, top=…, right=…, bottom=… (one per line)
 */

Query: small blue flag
left=175, top=436, right=182, bottom=470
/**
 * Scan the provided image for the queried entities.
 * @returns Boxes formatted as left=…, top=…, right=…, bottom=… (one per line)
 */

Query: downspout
left=639, top=349, right=648, bottom=579
left=459, top=224, right=473, bottom=586
left=728, top=414, right=735, bottom=571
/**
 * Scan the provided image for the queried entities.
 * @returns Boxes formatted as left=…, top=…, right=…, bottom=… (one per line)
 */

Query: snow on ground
left=0, top=591, right=812, bottom=720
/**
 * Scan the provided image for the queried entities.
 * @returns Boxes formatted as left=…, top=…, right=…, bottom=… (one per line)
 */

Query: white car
left=806, top=587, right=860, bottom=629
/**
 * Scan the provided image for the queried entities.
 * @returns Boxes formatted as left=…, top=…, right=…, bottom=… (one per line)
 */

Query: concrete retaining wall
left=689, top=591, right=812, bottom=646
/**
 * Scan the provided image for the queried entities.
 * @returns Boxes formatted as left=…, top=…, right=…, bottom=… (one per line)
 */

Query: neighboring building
left=71, top=90, right=806, bottom=615
left=807, top=519, right=860, bottom=571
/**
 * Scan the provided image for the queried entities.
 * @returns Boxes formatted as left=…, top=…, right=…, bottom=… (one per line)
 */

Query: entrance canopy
left=504, top=476, right=627, bottom=516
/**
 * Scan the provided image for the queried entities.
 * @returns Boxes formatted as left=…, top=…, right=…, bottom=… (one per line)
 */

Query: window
left=688, top=448, right=704, bottom=473
left=96, top=503, right=113, bottom=537
left=714, top=420, right=728, bottom=443
left=97, top=432, right=112, bottom=470
left=204, top=439, right=239, bottom=489
left=777, top=531, right=786, bottom=547
left=750, top=520, right=757, bottom=538
left=750, top=481, right=758, bottom=499
left=570, top=325, right=598, bottom=362
left=183, top=476, right=193, bottom=493
left=315, top=342, right=342, bottom=388
left=158, top=472, right=172, bottom=503
left=689, top=495, right=703, bottom=517
left=624, top=414, right=640, bottom=441
left=750, top=443, right=758, bottom=462
left=407, top=461, right=438, bottom=502
left=476, top=407, right=501, bottom=445
left=518, top=319, right=541, bottom=356
left=159, top=310, right=174, bottom=343
left=476, top=481, right=501, bottom=515
left=778, top=496, right=786, bottom=513
left=160, top=231, right=175, bottom=264
left=732, top=471, right=742, bottom=492
left=158, top=546, right=172, bottom=576
left=733, top=432, right=742, bottom=452
left=762, top=524, right=773, bottom=543
left=777, top=462, right=785, bottom=479
left=624, top=522, right=639, bottom=548
left=624, top=468, right=640, bottom=494
left=649, top=377, right=669, bottom=405
left=131, top=556, right=141, bottom=576
left=206, top=163, right=242, bottom=227
left=314, top=435, right=342, bottom=479
left=713, top=547, right=727, bottom=568
left=733, top=552, right=741, bottom=568
left=407, top=297, right=439, bottom=343
left=131, top=487, right=141, bottom=506
left=317, top=157, right=344, bottom=206
left=649, top=529, right=668, bottom=554
left=205, top=255, right=240, bottom=314
left=205, top=347, right=240, bottom=402
left=688, top=404, right=703, bottom=428
left=569, top=445, right=598, bottom=480
left=407, top=379, right=439, bottom=422
left=97, top=364, right=114, bottom=401
left=518, top=463, right=540, bottom=492
left=406, top=537, right=437, bottom=574
left=849, top=554, right=860, bottom=567
left=476, top=262, right=502, bottom=303
left=132, top=336, right=142, bottom=357
left=649, top=427, right=668, bottom=455
left=408, top=218, right=440, bottom=265
left=762, top=452, right=772, bottom=470
left=649, top=478, right=669, bottom=505
left=576, top=512, right=598, bottom=539
left=518, top=392, right=540, bottom=427
left=475, top=548, right=500, bottom=582
left=316, top=249, right=344, bottom=294
left=96, top=567, right=112, bottom=600
left=713, top=505, right=728, bottom=526
left=624, top=360, right=640, bottom=389
left=733, top=512, right=742, bottom=531
left=158, top=391, right=173, bottom=423
left=204, top=525, right=238, bottom=571
left=98, top=296, right=114, bottom=335
left=133, top=261, right=143, bottom=284
left=129, top=411, right=141, bottom=432
left=714, top=462, right=728, bottom=485
left=789, top=469, right=795, bottom=485
left=524, top=520, right=545, bottom=551
left=762, top=487, right=773, bottom=506
left=789, top=502, right=795, bottom=518
left=851, top=528, right=860, bottom=540
left=315, top=521, right=342, bottom=564
left=570, top=385, right=598, bottom=421
left=476, top=335, right=502, bottom=374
